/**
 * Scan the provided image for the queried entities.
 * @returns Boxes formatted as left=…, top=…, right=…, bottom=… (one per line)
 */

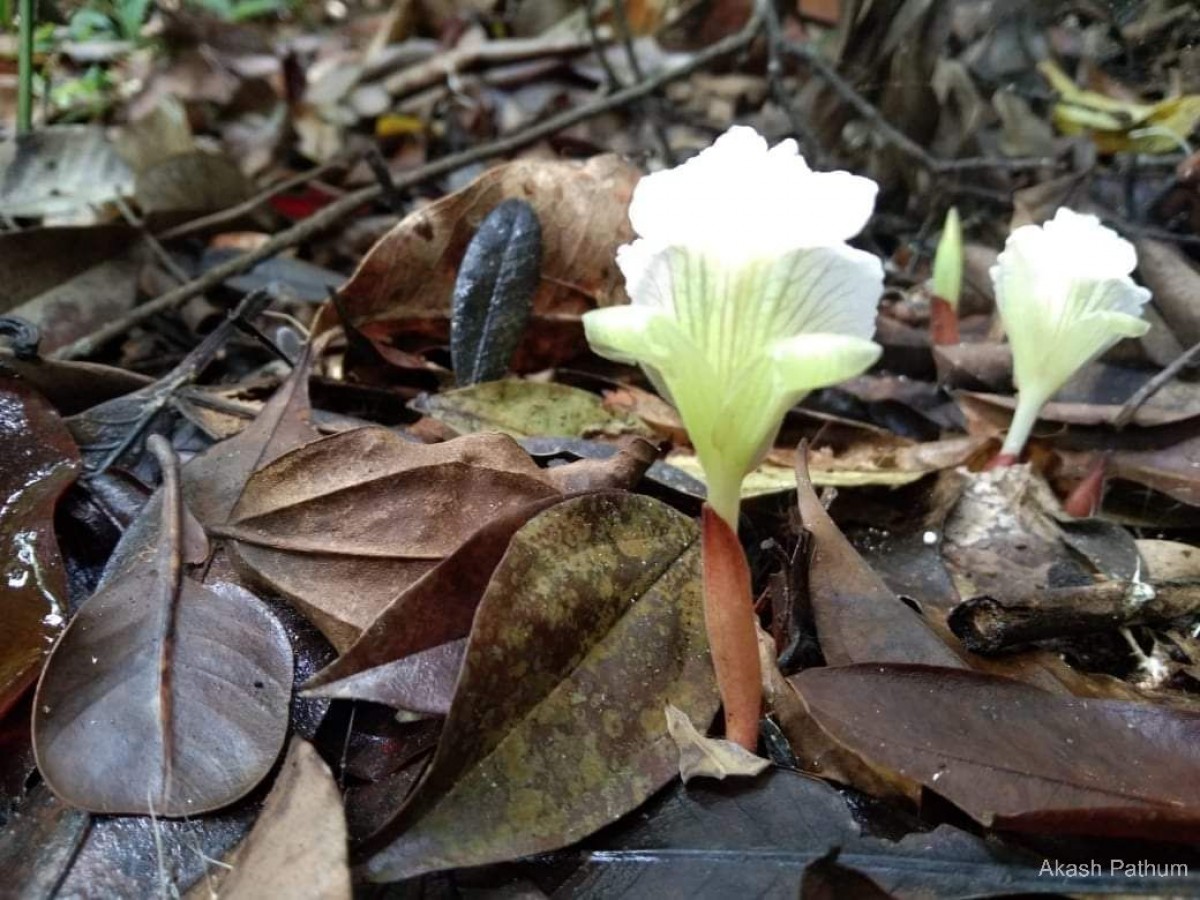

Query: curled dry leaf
left=0, top=372, right=80, bottom=716
left=216, top=428, right=652, bottom=651
left=795, top=664, right=1200, bottom=842
left=182, top=335, right=323, bottom=526
left=664, top=703, right=769, bottom=784
left=0, top=350, right=151, bottom=416
left=364, top=493, right=718, bottom=881
left=303, top=639, right=465, bottom=716
left=321, top=155, right=639, bottom=371
left=794, top=448, right=964, bottom=668
left=33, top=437, right=292, bottom=815
left=758, top=629, right=918, bottom=802
left=215, top=428, right=559, bottom=650
left=957, top=387, right=1200, bottom=430
left=303, top=494, right=567, bottom=694
left=196, top=739, right=350, bottom=900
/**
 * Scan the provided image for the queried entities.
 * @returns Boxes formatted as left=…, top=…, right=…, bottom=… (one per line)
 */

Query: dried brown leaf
left=795, top=664, right=1200, bottom=841
left=33, top=437, right=291, bottom=815
left=795, top=448, right=965, bottom=668
left=321, top=155, right=639, bottom=371
left=202, top=739, right=350, bottom=900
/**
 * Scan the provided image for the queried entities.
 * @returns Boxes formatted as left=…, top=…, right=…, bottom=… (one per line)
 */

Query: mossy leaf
left=364, top=493, right=717, bottom=881
left=412, top=380, right=652, bottom=439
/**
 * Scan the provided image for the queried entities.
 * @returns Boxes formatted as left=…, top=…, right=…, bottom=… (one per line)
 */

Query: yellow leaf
left=1039, top=60, right=1200, bottom=154
left=375, top=114, right=424, bottom=139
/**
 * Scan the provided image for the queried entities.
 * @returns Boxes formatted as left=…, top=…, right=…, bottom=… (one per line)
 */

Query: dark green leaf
left=451, top=199, right=541, bottom=385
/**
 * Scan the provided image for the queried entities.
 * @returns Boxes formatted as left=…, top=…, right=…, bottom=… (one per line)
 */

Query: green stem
left=17, top=0, right=35, bottom=134
left=1000, top=390, right=1048, bottom=461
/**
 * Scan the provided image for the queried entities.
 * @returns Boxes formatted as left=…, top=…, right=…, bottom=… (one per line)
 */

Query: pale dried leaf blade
left=207, top=739, right=350, bottom=900
left=182, top=334, right=324, bottom=526
left=218, top=428, right=563, bottom=650
left=665, top=703, right=769, bottom=784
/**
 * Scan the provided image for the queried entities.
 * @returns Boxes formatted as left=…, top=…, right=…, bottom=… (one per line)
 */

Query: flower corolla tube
left=991, top=208, right=1151, bottom=461
left=583, top=126, right=884, bottom=526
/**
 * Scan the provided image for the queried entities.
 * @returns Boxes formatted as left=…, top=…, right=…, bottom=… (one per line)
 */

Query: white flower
left=584, top=126, right=884, bottom=525
left=991, top=208, right=1151, bottom=460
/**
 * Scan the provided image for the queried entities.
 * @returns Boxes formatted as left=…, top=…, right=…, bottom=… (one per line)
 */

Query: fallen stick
left=53, top=13, right=762, bottom=362
left=1113, top=336, right=1200, bottom=430
left=948, top=579, right=1200, bottom=655
left=779, top=38, right=1058, bottom=174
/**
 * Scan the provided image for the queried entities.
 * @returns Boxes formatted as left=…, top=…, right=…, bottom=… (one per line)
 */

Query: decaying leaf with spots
left=410, top=380, right=652, bottom=439
left=364, top=493, right=718, bottom=881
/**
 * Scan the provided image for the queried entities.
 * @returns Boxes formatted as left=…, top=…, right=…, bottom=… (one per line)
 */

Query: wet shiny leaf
left=0, top=371, right=79, bottom=716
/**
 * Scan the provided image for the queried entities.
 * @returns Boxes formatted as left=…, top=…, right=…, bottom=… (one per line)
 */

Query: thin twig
left=760, top=0, right=826, bottom=167
left=114, top=196, right=194, bottom=285
left=382, top=34, right=596, bottom=100
left=1113, top=338, right=1200, bottom=430
left=364, top=147, right=405, bottom=213
left=612, top=0, right=676, bottom=165
left=89, top=291, right=273, bottom=473
left=584, top=0, right=622, bottom=92
left=54, top=14, right=762, bottom=362
left=780, top=38, right=1059, bottom=174
left=156, top=154, right=357, bottom=242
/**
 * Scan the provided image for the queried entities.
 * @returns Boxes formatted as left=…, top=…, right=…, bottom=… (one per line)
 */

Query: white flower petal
left=628, top=244, right=883, bottom=382
left=714, top=334, right=881, bottom=474
left=627, top=125, right=878, bottom=262
left=991, top=207, right=1152, bottom=458
left=615, top=239, right=671, bottom=310
left=1041, top=208, right=1138, bottom=279
left=993, top=209, right=1151, bottom=402
left=581, top=305, right=678, bottom=368
left=760, top=245, right=883, bottom=341
left=587, top=125, right=885, bottom=524
left=768, top=333, right=884, bottom=397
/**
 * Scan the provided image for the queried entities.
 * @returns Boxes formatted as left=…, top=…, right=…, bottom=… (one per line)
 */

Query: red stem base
left=930, top=296, right=960, bottom=346
left=701, top=505, right=761, bottom=751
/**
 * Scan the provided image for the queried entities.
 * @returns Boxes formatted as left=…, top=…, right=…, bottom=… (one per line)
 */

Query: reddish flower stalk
left=701, top=504, right=761, bottom=750
left=929, top=295, right=960, bottom=345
